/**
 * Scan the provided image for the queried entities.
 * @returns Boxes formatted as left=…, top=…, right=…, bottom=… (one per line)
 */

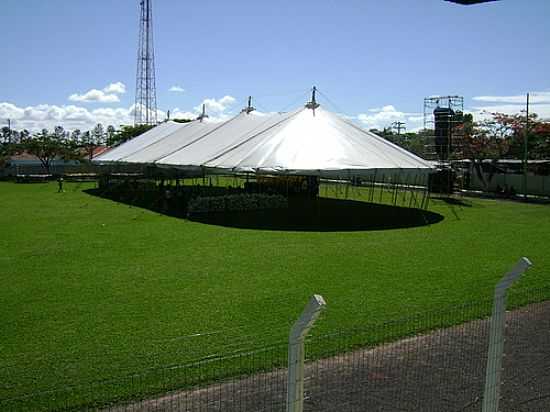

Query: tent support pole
left=379, top=174, right=385, bottom=204
left=392, top=173, right=399, bottom=206
left=424, top=186, right=432, bottom=210
left=410, top=174, right=419, bottom=208
left=402, top=173, right=410, bottom=207
left=370, top=170, right=377, bottom=203
left=411, top=174, right=417, bottom=207
left=345, top=172, right=350, bottom=200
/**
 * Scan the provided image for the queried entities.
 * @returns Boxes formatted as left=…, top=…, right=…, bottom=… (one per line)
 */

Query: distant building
left=3, top=152, right=79, bottom=168
left=90, top=146, right=110, bottom=159
left=1, top=147, right=109, bottom=178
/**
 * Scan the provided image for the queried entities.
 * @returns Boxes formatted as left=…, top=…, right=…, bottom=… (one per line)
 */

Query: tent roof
left=95, top=121, right=187, bottom=163
left=199, top=107, right=433, bottom=174
left=157, top=111, right=295, bottom=168
left=120, top=121, right=219, bottom=164
left=95, top=107, right=433, bottom=176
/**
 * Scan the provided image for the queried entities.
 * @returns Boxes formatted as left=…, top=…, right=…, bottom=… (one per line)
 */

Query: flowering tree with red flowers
left=461, top=111, right=550, bottom=188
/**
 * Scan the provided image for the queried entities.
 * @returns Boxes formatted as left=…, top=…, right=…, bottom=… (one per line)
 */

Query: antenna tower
left=134, top=0, right=158, bottom=125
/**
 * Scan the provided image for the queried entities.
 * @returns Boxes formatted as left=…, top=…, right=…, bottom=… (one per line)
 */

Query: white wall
left=469, top=172, right=550, bottom=196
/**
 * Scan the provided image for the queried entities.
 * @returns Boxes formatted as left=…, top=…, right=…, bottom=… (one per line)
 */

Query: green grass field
left=1, top=181, right=549, bottom=408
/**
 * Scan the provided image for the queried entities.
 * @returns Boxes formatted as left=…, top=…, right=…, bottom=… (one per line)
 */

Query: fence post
left=482, top=257, right=532, bottom=412
left=287, top=294, right=326, bottom=412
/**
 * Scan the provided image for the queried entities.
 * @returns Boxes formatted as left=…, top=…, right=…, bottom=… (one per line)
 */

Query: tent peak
left=196, top=104, right=209, bottom=122
left=241, top=96, right=256, bottom=114
left=305, top=86, right=320, bottom=111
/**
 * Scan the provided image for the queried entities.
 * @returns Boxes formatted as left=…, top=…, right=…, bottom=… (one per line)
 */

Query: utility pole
left=523, top=93, right=529, bottom=200
left=392, top=121, right=406, bottom=135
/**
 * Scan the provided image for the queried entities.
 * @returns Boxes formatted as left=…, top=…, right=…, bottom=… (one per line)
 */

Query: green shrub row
left=188, top=193, right=288, bottom=215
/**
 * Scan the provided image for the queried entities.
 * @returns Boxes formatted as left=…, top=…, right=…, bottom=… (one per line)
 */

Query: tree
left=531, top=121, right=550, bottom=160
left=19, top=128, right=76, bottom=173
left=0, top=139, right=16, bottom=168
left=91, top=124, right=105, bottom=143
left=109, top=124, right=155, bottom=147
left=460, top=111, right=550, bottom=162
left=106, top=125, right=116, bottom=146
left=71, top=129, right=82, bottom=143
left=1, top=127, right=15, bottom=167
left=80, top=124, right=105, bottom=161
left=381, top=128, right=432, bottom=159
left=460, top=113, right=510, bottom=188
left=489, top=112, right=550, bottom=160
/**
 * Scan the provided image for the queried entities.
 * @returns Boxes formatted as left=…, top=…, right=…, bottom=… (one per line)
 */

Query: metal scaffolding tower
left=423, top=95, right=465, bottom=165
left=424, top=95, right=466, bottom=194
left=134, top=0, right=158, bottom=126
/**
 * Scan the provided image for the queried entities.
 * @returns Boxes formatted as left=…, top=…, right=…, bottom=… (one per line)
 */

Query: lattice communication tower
left=134, top=0, right=158, bottom=125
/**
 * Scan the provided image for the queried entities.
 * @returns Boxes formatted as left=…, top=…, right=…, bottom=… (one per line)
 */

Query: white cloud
left=469, top=104, right=550, bottom=122
left=68, top=82, right=126, bottom=103
left=168, top=95, right=238, bottom=122
left=0, top=102, right=24, bottom=119
left=0, top=101, right=162, bottom=131
left=195, top=95, right=236, bottom=115
left=472, top=91, right=550, bottom=104
left=356, top=105, right=424, bottom=131
left=103, top=82, right=126, bottom=94
left=1, top=95, right=236, bottom=132
left=470, top=89, right=550, bottom=121
left=169, top=85, right=185, bottom=93
left=169, top=108, right=196, bottom=120
left=69, top=89, right=120, bottom=103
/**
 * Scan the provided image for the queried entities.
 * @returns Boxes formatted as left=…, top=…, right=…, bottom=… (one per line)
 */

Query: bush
left=188, top=193, right=288, bottom=215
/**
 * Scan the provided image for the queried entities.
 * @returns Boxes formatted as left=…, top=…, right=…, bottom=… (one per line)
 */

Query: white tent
left=96, top=106, right=433, bottom=179
left=94, top=112, right=290, bottom=166
left=197, top=107, right=433, bottom=177
left=120, top=121, right=219, bottom=164
left=156, top=110, right=295, bottom=169
left=95, top=121, right=187, bottom=163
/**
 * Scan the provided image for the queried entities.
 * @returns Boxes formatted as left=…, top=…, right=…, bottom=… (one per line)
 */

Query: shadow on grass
left=431, top=196, right=473, bottom=208
left=190, top=197, right=444, bottom=232
left=84, top=188, right=189, bottom=218
left=85, top=189, right=444, bottom=232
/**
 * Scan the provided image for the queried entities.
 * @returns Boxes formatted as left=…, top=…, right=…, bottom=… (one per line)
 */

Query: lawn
left=1, top=181, right=549, bottom=408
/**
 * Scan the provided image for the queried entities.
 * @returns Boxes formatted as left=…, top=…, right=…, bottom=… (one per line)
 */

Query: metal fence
left=1, top=259, right=548, bottom=411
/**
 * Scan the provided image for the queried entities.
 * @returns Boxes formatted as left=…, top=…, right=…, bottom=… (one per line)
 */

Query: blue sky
left=1, top=0, right=549, bottom=131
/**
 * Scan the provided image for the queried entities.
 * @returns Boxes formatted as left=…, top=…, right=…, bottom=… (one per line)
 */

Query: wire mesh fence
left=501, top=287, right=550, bottom=411
left=1, top=286, right=548, bottom=411
left=303, top=299, right=494, bottom=411
left=1, top=343, right=289, bottom=412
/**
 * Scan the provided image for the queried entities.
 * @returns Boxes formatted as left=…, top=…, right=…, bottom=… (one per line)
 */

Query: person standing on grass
left=57, top=176, right=64, bottom=193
